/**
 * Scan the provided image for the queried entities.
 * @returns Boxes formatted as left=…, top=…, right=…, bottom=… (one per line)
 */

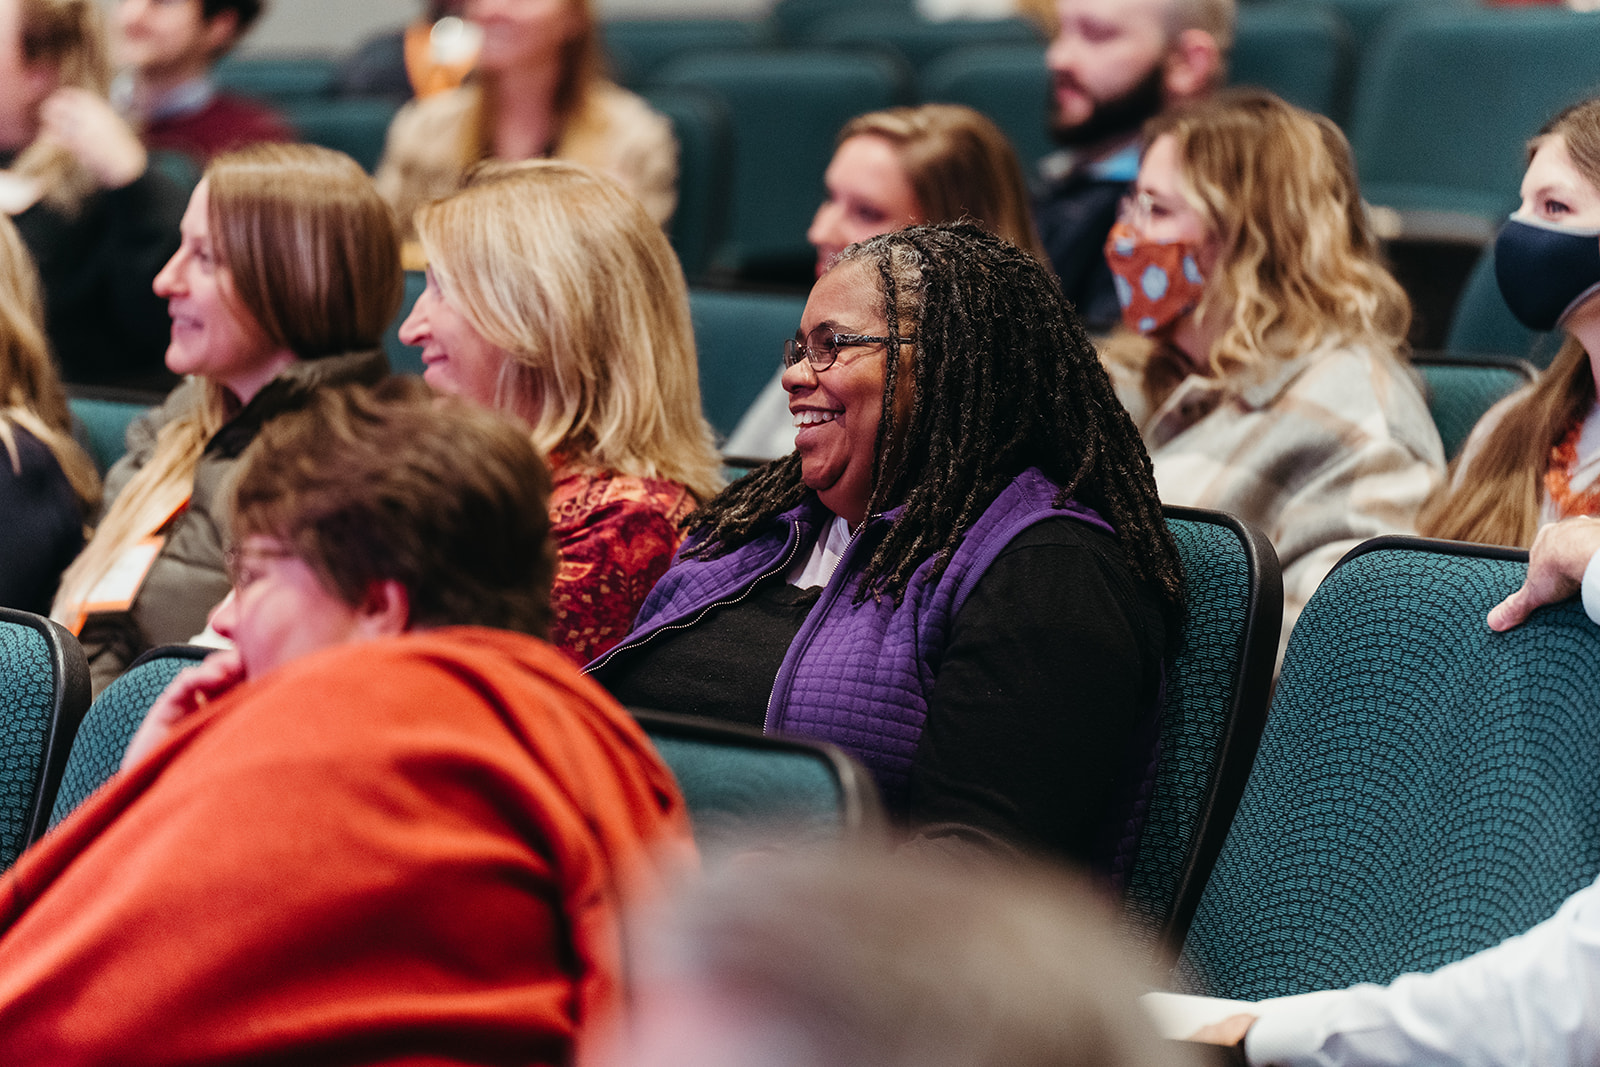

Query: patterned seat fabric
left=1180, top=537, right=1600, bottom=999
left=50, top=646, right=208, bottom=828
left=0, top=609, right=89, bottom=866
left=1124, top=509, right=1280, bottom=956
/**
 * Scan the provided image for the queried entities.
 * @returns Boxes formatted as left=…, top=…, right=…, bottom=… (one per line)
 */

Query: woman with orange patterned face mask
left=1099, top=89, right=1445, bottom=663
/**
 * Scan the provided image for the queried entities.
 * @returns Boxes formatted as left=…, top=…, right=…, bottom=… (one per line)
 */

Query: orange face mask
left=1103, top=221, right=1207, bottom=336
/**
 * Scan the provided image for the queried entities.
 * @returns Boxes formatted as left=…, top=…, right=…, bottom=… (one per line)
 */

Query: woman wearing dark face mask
left=1419, top=99, right=1600, bottom=547
left=1100, top=90, right=1445, bottom=661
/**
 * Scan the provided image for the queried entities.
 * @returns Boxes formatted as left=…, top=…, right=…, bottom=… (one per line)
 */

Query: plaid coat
left=1109, top=341, right=1445, bottom=664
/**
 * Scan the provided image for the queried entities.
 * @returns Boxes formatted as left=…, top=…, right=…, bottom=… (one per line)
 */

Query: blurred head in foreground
left=593, top=847, right=1194, bottom=1067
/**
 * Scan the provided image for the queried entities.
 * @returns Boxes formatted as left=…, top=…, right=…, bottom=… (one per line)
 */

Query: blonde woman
left=53, top=143, right=400, bottom=691
left=375, top=0, right=675, bottom=254
left=1419, top=98, right=1600, bottom=547
left=1, top=0, right=186, bottom=385
left=1101, top=90, right=1444, bottom=658
left=399, top=160, right=722, bottom=663
left=0, top=212, right=98, bottom=614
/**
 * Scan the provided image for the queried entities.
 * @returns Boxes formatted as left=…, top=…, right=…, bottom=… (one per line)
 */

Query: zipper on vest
left=762, top=515, right=872, bottom=734
left=585, top=520, right=805, bottom=677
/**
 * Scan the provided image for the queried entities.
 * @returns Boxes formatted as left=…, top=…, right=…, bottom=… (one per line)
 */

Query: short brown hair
left=836, top=104, right=1046, bottom=263
left=231, top=379, right=556, bottom=638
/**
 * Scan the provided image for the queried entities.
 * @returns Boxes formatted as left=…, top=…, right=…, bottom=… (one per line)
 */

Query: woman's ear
left=1162, top=28, right=1224, bottom=104
left=354, top=579, right=412, bottom=639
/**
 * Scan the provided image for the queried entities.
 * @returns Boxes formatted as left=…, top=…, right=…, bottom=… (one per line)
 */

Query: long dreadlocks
left=685, top=222, right=1184, bottom=628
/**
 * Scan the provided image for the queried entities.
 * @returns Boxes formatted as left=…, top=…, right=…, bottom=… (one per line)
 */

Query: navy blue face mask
left=1495, top=216, right=1600, bottom=332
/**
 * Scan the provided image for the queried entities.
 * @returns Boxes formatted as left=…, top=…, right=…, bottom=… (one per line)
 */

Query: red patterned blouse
left=548, top=467, right=697, bottom=665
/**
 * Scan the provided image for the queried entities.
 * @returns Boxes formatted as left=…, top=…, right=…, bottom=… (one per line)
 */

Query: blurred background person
left=0, top=0, right=185, bottom=387
left=111, top=0, right=293, bottom=166
left=1101, top=90, right=1443, bottom=661
left=400, top=160, right=722, bottom=663
left=593, top=847, right=1197, bottom=1067
left=52, top=142, right=398, bottom=692
left=0, top=210, right=96, bottom=615
left=1420, top=97, right=1600, bottom=547
left=724, top=102, right=1046, bottom=463
left=376, top=0, right=676, bottom=257
left=593, top=224, right=1184, bottom=874
left=1037, top=0, right=1232, bottom=334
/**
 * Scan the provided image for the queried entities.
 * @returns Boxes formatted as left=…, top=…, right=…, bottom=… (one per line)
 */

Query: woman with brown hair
left=0, top=0, right=186, bottom=385
left=398, top=160, right=722, bottom=663
left=1419, top=98, right=1600, bottom=547
left=0, top=210, right=97, bottom=614
left=726, top=102, right=1046, bottom=462
left=375, top=0, right=675, bottom=253
left=52, top=142, right=400, bottom=691
left=1101, top=89, right=1443, bottom=658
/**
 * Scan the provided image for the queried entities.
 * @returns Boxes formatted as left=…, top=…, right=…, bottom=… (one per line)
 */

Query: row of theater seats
left=6, top=507, right=1597, bottom=999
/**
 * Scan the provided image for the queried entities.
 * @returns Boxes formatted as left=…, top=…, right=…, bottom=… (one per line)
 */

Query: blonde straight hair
left=53, top=144, right=401, bottom=624
left=1416, top=103, right=1600, bottom=546
left=1109, top=90, right=1411, bottom=411
left=0, top=211, right=96, bottom=504
left=12, top=0, right=110, bottom=214
left=412, top=159, right=723, bottom=502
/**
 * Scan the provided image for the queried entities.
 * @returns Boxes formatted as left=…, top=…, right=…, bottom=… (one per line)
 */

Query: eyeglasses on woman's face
left=783, top=324, right=914, bottom=372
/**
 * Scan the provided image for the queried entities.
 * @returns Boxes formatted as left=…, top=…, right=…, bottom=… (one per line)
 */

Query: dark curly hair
left=684, top=222, right=1184, bottom=626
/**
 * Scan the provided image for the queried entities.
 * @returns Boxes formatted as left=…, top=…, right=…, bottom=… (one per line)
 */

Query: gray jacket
left=83, top=351, right=388, bottom=692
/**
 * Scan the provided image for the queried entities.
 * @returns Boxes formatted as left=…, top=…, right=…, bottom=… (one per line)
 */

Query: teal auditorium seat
left=689, top=287, right=808, bottom=442
left=631, top=708, right=883, bottom=853
left=214, top=54, right=338, bottom=106
left=769, top=0, right=912, bottom=41
left=1125, top=507, right=1281, bottom=955
left=918, top=43, right=1051, bottom=173
left=653, top=50, right=907, bottom=282
left=804, top=12, right=1040, bottom=74
left=1411, top=353, right=1536, bottom=461
left=603, top=18, right=770, bottom=87
left=1281, top=0, right=1466, bottom=55
left=1231, top=4, right=1352, bottom=124
left=1179, top=536, right=1600, bottom=999
left=50, top=645, right=209, bottom=828
left=286, top=97, right=399, bottom=174
left=67, top=387, right=161, bottom=475
left=1445, top=242, right=1562, bottom=370
left=0, top=608, right=90, bottom=866
left=1348, top=6, right=1600, bottom=238
left=384, top=270, right=427, bottom=376
left=641, top=87, right=733, bottom=282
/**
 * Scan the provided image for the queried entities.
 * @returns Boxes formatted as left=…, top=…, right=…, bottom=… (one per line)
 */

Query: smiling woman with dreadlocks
left=590, top=222, right=1183, bottom=872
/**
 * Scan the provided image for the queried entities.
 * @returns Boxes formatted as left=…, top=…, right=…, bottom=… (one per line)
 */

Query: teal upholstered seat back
left=1412, top=354, right=1535, bottom=460
left=1181, top=537, right=1600, bottom=999
left=1124, top=509, right=1280, bottom=954
left=51, top=646, right=207, bottom=827
left=0, top=609, right=89, bottom=865
left=633, top=709, right=881, bottom=853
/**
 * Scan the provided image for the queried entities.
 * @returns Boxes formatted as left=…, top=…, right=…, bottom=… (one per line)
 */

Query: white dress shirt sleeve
left=1581, top=547, right=1600, bottom=626
left=1242, top=873, right=1600, bottom=1066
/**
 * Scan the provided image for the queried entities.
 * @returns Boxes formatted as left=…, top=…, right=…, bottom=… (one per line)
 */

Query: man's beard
left=1049, top=62, right=1167, bottom=150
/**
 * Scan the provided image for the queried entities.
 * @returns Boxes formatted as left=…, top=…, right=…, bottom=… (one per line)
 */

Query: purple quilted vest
left=591, top=468, right=1113, bottom=811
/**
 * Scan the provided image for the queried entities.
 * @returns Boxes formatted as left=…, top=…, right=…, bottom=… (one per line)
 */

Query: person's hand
left=120, top=649, right=246, bottom=772
left=38, top=87, right=147, bottom=190
left=1190, top=1013, right=1258, bottom=1047
left=1488, top=516, right=1600, bottom=631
